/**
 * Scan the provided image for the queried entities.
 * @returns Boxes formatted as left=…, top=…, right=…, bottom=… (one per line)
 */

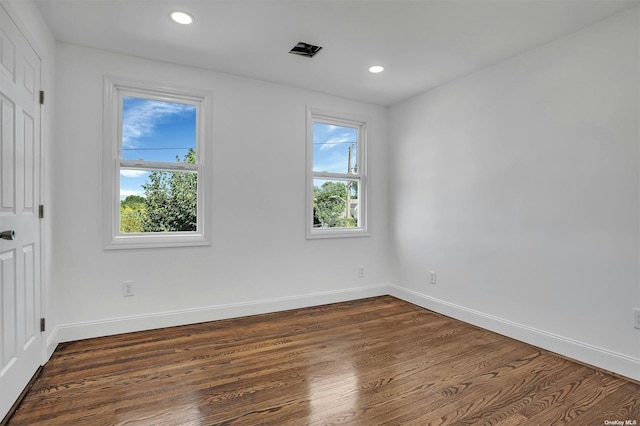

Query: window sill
left=306, top=229, right=371, bottom=240
left=104, top=234, right=210, bottom=250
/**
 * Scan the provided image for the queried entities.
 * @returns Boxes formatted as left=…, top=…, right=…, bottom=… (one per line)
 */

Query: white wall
left=2, top=0, right=57, bottom=361
left=53, top=43, right=390, bottom=341
left=390, top=8, right=640, bottom=380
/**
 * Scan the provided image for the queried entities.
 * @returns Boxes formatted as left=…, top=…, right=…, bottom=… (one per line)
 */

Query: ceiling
left=36, top=0, right=638, bottom=106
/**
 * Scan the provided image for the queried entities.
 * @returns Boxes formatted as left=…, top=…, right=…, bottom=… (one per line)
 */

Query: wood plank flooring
left=7, top=296, right=640, bottom=425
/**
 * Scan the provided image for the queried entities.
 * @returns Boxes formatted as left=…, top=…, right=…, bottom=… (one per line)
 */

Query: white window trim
left=306, top=108, right=370, bottom=239
left=102, top=76, right=212, bottom=249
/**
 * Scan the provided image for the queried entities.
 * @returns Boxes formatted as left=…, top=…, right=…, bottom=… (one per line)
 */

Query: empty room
left=1, top=0, right=639, bottom=424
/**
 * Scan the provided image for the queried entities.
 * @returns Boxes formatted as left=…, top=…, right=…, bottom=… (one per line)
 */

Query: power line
left=313, top=141, right=356, bottom=145
left=123, top=147, right=193, bottom=151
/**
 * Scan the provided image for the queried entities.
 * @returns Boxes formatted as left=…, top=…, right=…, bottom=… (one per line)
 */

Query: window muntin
left=103, top=77, right=210, bottom=249
left=307, top=110, right=368, bottom=238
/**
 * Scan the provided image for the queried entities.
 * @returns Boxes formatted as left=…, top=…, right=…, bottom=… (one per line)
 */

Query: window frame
left=102, top=76, right=211, bottom=249
left=306, top=108, right=369, bottom=239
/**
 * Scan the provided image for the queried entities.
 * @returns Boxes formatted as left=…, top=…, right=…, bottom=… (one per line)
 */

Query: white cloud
left=122, top=99, right=193, bottom=147
left=120, top=169, right=149, bottom=178
left=120, top=189, right=143, bottom=200
left=319, top=132, right=356, bottom=151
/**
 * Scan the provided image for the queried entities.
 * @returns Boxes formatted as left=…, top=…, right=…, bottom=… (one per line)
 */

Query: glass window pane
left=122, top=96, right=196, bottom=163
left=312, top=122, right=358, bottom=174
left=312, top=179, right=359, bottom=229
left=120, top=169, right=197, bottom=233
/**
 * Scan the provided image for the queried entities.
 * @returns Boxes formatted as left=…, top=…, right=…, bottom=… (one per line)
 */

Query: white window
left=103, top=77, right=211, bottom=249
left=306, top=109, right=369, bottom=239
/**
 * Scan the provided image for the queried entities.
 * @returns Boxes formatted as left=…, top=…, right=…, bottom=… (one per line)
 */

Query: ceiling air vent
left=289, top=42, right=322, bottom=58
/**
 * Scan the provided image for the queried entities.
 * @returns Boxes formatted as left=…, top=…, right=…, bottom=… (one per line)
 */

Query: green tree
left=120, top=204, right=146, bottom=233
left=313, top=181, right=349, bottom=228
left=141, top=149, right=197, bottom=232
left=120, top=195, right=146, bottom=233
left=120, top=195, right=145, bottom=209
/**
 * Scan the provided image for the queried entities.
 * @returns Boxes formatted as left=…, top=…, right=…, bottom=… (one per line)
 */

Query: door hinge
left=39, top=205, right=44, bottom=219
left=39, top=90, right=44, bottom=105
left=40, top=318, right=45, bottom=332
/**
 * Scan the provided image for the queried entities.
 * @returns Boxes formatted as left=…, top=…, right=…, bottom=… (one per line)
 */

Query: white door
left=0, top=4, right=42, bottom=420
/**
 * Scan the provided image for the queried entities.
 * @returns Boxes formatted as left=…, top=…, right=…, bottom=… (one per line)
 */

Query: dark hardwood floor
left=7, top=296, right=640, bottom=425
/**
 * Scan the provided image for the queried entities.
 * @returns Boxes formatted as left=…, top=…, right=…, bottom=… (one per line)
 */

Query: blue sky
left=120, top=97, right=196, bottom=200
left=312, top=122, right=357, bottom=175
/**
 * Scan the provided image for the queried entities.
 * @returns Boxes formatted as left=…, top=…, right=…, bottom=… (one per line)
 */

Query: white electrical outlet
left=359, top=266, right=365, bottom=278
left=634, top=308, right=640, bottom=329
left=123, top=281, right=134, bottom=297
left=429, top=271, right=436, bottom=285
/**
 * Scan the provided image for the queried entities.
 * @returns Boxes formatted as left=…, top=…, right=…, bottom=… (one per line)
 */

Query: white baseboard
left=389, top=284, right=640, bottom=381
left=56, top=284, right=389, bottom=343
left=44, top=327, right=59, bottom=362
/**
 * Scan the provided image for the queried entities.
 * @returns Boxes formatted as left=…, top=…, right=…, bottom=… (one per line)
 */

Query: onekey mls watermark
left=604, top=421, right=637, bottom=425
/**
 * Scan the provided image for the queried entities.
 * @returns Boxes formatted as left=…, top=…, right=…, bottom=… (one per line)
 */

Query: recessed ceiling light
left=170, top=11, right=194, bottom=25
left=369, top=65, right=384, bottom=73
